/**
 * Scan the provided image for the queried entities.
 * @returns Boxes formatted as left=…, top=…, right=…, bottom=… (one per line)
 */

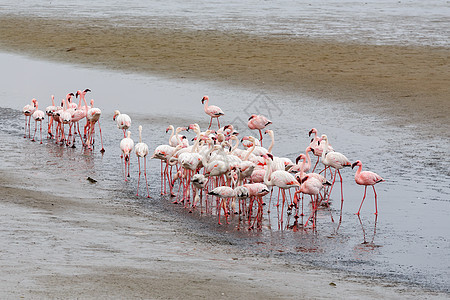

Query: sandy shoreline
left=1, top=165, right=448, bottom=299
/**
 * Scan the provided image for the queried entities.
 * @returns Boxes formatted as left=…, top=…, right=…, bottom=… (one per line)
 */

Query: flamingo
left=75, top=88, right=91, bottom=138
left=319, top=134, right=351, bottom=222
left=309, top=128, right=334, bottom=172
left=296, top=174, right=331, bottom=228
left=86, top=99, right=105, bottom=152
left=22, top=98, right=37, bottom=138
left=113, top=110, right=131, bottom=137
left=248, top=114, right=272, bottom=146
left=31, top=100, right=45, bottom=144
left=166, top=125, right=189, bottom=147
left=135, top=125, right=150, bottom=198
left=244, top=182, right=270, bottom=229
left=201, top=95, right=224, bottom=129
left=352, top=160, right=385, bottom=215
left=57, top=93, right=74, bottom=145
left=120, top=130, right=134, bottom=181
left=208, top=186, right=236, bottom=224
left=192, top=174, right=208, bottom=210
left=45, top=95, right=57, bottom=138
left=263, top=153, right=301, bottom=224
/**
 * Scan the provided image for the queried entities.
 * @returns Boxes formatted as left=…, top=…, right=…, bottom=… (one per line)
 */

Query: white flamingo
left=135, top=125, right=150, bottom=197
left=113, top=110, right=131, bottom=137
left=120, top=130, right=134, bottom=181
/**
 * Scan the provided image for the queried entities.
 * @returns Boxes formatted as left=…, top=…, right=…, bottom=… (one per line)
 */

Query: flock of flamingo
left=22, top=92, right=384, bottom=230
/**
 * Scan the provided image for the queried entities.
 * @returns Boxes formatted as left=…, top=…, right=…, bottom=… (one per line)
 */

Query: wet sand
left=1, top=13, right=450, bottom=298
left=0, top=14, right=449, bottom=128
left=0, top=157, right=447, bottom=299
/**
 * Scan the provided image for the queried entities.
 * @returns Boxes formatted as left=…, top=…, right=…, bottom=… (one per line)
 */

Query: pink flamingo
left=263, top=153, right=301, bottom=225
left=319, top=134, right=351, bottom=223
left=135, top=125, right=150, bottom=198
left=208, top=186, right=236, bottom=224
left=309, top=128, right=333, bottom=172
left=57, top=93, right=74, bottom=145
left=75, top=88, right=91, bottom=138
left=248, top=114, right=272, bottom=146
left=192, top=174, right=208, bottom=210
left=31, top=100, right=45, bottom=144
left=86, top=99, right=105, bottom=152
left=120, top=130, right=134, bottom=181
left=22, top=98, right=37, bottom=138
left=113, top=110, right=131, bottom=137
left=296, top=174, right=331, bottom=228
left=352, top=160, right=385, bottom=215
left=45, top=95, right=57, bottom=138
left=201, top=95, right=224, bottom=129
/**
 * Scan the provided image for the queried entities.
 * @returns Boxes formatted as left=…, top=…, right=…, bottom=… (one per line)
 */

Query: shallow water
left=0, top=52, right=449, bottom=293
left=1, top=0, right=449, bottom=46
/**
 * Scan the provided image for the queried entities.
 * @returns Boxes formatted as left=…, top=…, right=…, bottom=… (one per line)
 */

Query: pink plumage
left=352, top=160, right=385, bottom=215
left=201, top=95, right=224, bottom=129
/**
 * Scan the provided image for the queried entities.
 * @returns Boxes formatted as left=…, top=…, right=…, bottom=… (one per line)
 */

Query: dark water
left=0, top=52, right=449, bottom=293
left=1, top=0, right=449, bottom=47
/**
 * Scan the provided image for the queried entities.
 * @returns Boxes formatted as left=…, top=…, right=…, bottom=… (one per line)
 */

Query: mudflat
left=0, top=15, right=448, bottom=112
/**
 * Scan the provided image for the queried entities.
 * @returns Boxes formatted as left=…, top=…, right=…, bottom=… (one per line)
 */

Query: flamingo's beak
left=351, top=162, right=358, bottom=169
left=308, top=129, right=313, bottom=137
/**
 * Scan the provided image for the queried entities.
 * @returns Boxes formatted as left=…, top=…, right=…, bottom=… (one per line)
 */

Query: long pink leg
left=32, top=120, right=37, bottom=141
left=311, top=157, right=320, bottom=172
left=144, top=157, right=150, bottom=198
left=28, top=117, right=32, bottom=138
left=258, top=129, right=263, bottom=147
left=267, top=187, right=273, bottom=213
left=97, top=121, right=105, bottom=153
left=160, top=161, right=164, bottom=195
left=39, top=121, right=43, bottom=144
left=357, top=186, right=368, bottom=215
left=24, top=116, right=28, bottom=138
left=217, top=117, right=221, bottom=129
left=373, top=186, right=378, bottom=215
left=136, top=157, right=141, bottom=196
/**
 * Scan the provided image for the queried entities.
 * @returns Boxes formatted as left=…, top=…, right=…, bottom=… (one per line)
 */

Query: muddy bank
left=0, top=15, right=449, bottom=117
left=1, top=165, right=448, bottom=299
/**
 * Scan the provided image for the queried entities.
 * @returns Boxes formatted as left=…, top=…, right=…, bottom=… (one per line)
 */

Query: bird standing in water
left=352, top=160, right=384, bottom=215
left=201, top=95, right=224, bottom=129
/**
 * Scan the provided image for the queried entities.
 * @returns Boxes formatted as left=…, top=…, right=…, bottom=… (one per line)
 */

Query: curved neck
left=267, top=131, right=275, bottom=153
left=305, top=148, right=312, bottom=170
left=244, top=140, right=256, bottom=161
left=168, top=125, right=175, bottom=144
left=51, top=95, right=55, bottom=106
left=321, top=139, right=329, bottom=159
left=229, top=136, right=239, bottom=153
left=355, top=164, right=362, bottom=177
left=192, top=131, right=201, bottom=152
left=203, top=98, right=209, bottom=112
left=263, top=158, right=273, bottom=186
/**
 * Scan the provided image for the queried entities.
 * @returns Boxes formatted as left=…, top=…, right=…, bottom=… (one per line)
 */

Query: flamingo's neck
left=244, top=140, right=256, bottom=161
left=321, top=139, right=329, bottom=159
left=355, top=164, right=362, bottom=178
left=203, top=99, right=209, bottom=112
left=264, top=158, right=273, bottom=186
left=168, top=126, right=175, bottom=144
left=268, top=131, right=274, bottom=153
left=305, top=148, right=312, bottom=170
